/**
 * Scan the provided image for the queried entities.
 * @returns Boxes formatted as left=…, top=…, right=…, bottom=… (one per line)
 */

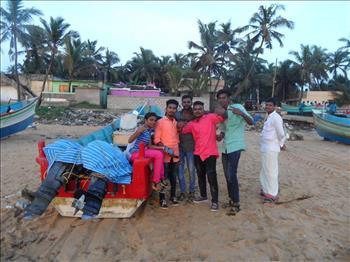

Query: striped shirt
left=130, top=128, right=154, bottom=154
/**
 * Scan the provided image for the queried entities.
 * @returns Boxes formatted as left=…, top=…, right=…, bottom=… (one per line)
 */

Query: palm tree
left=310, top=46, right=329, bottom=89
left=37, top=16, right=77, bottom=107
left=328, top=49, right=350, bottom=78
left=127, top=47, right=158, bottom=83
left=0, top=0, right=42, bottom=100
left=275, top=60, right=301, bottom=101
left=235, top=4, right=294, bottom=97
left=289, top=44, right=313, bottom=101
left=101, top=48, right=120, bottom=82
left=84, top=39, right=105, bottom=79
left=62, top=37, right=90, bottom=90
left=21, top=25, right=48, bottom=74
left=338, top=36, right=350, bottom=50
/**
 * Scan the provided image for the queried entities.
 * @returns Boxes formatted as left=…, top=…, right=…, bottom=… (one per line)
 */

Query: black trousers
left=194, top=155, right=218, bottom=203
left=222, top=151, right=241, bottom=204
left=162, top=159, right=179, bottom=199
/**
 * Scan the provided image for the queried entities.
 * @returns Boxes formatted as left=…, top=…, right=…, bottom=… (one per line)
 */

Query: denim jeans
left=164, top=159, right=179, bottom=199
left=178, top=149, right=196, bottom=193
left=221, top=151, right=241, bottom=204
left=194, top=155, right=218, bottom=203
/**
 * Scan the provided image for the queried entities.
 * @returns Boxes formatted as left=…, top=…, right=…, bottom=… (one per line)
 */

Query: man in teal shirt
left=217, top=89, right=254, bottom=215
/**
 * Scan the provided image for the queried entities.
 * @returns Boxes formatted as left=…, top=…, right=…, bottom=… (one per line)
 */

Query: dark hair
left=265, top=97, right=277, bottom=106
left=216, top=89, right=231, bottom=99
left=182, top=94, right=193, bottom=101
left=193, top=101, right=204, bottom=107
left=144, top=112, right=158, bottom=120
left=166, top=99, right=179, bottom=107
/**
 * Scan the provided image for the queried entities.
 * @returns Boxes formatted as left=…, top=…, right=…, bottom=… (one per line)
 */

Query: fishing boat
left=35, top=104, right=163, bottom=218
left=312, top=109, right=350, bottom=145
left=0, top=98, right=38, bottom=139
left=281, top=102, right=315, bottom=115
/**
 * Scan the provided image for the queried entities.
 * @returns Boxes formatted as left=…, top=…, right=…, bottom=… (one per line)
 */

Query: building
left=301, top=91, right=342, bottom=105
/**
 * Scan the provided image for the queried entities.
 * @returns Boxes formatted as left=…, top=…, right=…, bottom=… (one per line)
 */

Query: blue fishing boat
left=0, top=98, right=38, bottom=139
left=281, top=102, right=315, bottom=115
left=312, top=109, right=350, bottom=145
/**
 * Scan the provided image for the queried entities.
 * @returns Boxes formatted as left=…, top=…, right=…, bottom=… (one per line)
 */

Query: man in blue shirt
left=217, top=89, right=254, bottom=215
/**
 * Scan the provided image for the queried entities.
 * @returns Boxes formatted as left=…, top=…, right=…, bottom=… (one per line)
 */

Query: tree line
left=1, top=1, right=349, bottom=106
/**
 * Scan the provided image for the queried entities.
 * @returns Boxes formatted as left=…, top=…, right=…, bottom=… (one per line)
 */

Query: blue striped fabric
left=44, top=139, right=132, bottom=184
left=130, top=128, right=154, bottom=154
left=43, top=140, right=83, bottom=169
left=81, top=141, right=132, bottom=184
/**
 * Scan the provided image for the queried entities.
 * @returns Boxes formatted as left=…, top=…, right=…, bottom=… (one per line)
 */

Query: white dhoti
left=260, top=151, right=279, bottom=197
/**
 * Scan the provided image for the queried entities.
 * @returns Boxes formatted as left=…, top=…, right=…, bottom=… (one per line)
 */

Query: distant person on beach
left=327, top=101, right=337, bottom=115
left=128, top=112, right=166, bottom=192
left=175, top=95, right=196, bottom=201
left=179, top=101, right=225, bottom=211
left=154, top=99, right=180, bottom=208
left=260, top=98, right=286, bottom=203
left=216, top=89, right=254, bottom=215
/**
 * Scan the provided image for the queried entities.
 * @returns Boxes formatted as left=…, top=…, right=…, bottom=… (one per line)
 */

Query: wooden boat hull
left=0, top=98, right=38, bottom=138
left=312, top=109, right=350, bottom=144
left=281, top=102, right=314, bottom=115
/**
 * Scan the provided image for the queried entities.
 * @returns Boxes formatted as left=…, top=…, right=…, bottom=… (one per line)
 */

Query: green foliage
left=70, top=101, right=102, bottom=109
left=35, top=106, right=68, bottom=119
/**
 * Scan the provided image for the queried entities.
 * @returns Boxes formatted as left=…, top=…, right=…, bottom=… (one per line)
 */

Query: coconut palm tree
left=328, top=49, right=350, bottom=78
left=62, top=37, right=91, bottom=90
left=128, top=47, right=159, bottom=83
left=0, top=0, right=42, bottom=100
left=235, top=4, right=294, bottom=96
left=338, top=36, right=350, bottom=50
left=21, top=25, right=48, bottom=74
left=37, top=16, right=78, bottom=107
left=309, top=46, right=329, bottom=89
left=101, top=48, right=120, bottom=82
left=289, top=44, right=313, bottom=101
left=275, top=60, right=301, bottom=101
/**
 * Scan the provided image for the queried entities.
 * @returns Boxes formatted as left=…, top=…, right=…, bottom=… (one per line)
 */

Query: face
left=145, top=116, right=157, bottom=128
left=182, top=98, right=192, bottom=110
left=265, top=102, right=275, bottom=113
left=193, top=104, right=204, bottom=118
left=166, top=103, right=178, bottom=118
left=217, top=93, right=230, bottom=109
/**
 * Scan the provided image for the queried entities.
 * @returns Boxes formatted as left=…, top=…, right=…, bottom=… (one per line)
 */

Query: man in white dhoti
left=260, top=98, right=286, bottom=203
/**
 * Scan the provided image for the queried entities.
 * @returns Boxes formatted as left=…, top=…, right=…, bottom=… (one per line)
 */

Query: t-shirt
left=175, top=110, right=195, bottom=152
left=219, top=104, right=253, bottom=154
left=130, top=128, right=154, bottom=154
left=182, top=113, right=224, bottom=161
left=154, top=116, right=179, bottom=163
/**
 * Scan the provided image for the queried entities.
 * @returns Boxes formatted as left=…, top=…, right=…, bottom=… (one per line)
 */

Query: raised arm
left=128, top=125, right=147, bottom=143
left=231, top=106, right=254, bottom=125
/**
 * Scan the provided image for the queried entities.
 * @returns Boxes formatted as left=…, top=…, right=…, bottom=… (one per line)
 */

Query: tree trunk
left=14, top=32, right=21, bottom=101
left=37, top=53, right=54, bottom=108
left=271, top=58, right=277, bottom=97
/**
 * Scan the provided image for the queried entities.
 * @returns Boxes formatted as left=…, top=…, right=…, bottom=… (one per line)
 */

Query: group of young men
left=153, top=89, right=286, bottom=214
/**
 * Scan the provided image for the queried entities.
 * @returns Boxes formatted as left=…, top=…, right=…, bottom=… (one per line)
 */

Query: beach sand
left=1, top=124, right=349, bottom=261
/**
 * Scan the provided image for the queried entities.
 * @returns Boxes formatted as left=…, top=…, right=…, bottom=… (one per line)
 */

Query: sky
left=1, top=0, right=349, bottom=71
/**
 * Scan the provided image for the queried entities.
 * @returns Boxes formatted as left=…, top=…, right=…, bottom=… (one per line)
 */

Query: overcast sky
left=1, top=1, right=349, bottom=71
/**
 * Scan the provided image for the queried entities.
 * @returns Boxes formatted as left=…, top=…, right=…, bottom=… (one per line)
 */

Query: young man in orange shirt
left=154, top=99, right=180, bottom=208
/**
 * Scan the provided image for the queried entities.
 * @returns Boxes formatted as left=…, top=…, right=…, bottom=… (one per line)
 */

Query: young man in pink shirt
left=180, top=101, right=225, bottom=211
left=154, top=99, right=180, bottom=208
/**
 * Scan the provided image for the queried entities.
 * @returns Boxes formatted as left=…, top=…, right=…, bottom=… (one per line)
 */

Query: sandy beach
left=1, top=123, right=349, bottom=261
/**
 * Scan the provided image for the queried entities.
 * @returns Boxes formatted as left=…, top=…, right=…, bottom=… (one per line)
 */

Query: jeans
left=222, top=151, right=241, bottom=204
left=194, top=155, right=218, bottom=203
left=178, top=149, right=196, bottom=193
left=164, top=159, right=179, bottom=199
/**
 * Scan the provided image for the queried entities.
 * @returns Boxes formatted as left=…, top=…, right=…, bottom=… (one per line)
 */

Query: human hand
left=215, top=106, right=226, bottom=117
left=216, top=132, right=225, bottom=141
left=137, top=125, right=148, bottom=133
left=231, top=108, right=243, bottom=116
left=177, top=121, right=186, bottom=129
left=280, top=144, right=286, bottom=151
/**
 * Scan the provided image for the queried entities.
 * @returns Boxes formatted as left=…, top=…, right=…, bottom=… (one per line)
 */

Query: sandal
left=226, top=205, right=241, bottom=216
